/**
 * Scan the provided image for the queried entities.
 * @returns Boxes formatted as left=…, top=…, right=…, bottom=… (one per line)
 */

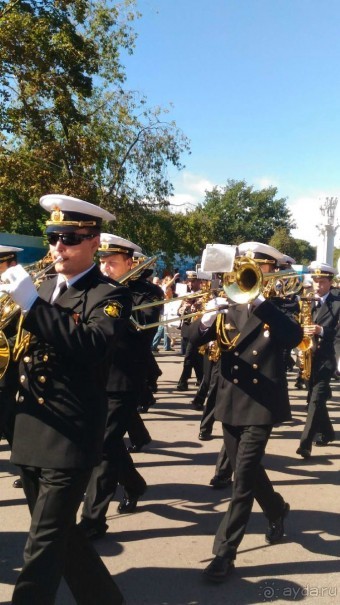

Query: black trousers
left=12, top=466, right=124, bottom=605
left=0, top=387, right=16, bottom=447
left=300, top=367, right=335, bottom=449
left=178, top=341, right=203, bottom=384
left=199, top=362, right=219, bottom=435
left=82, top=392, right=146, bottom=527
left=214, top=442, right=233, bottom=479
left=192, top=354, right=213, bottom=405
left=213, top=424, right=285, bottom=560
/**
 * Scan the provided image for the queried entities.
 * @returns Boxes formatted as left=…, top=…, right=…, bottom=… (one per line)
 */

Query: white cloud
left=254, top=176, right=279, bottom=189
left=168, top=171, right=214, bottom=211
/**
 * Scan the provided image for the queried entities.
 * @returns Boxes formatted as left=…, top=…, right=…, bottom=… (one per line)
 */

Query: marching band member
left=79, top=233, right=154, bottom=539
left=1, top=195, right=131, bottom=605
left=296, top=261, right=340, bottom=457
left=176, top=270, right=204, bottom=390
left=189, top=242, right=302, bottom=582
left=0, top=245, right=23, bottom=462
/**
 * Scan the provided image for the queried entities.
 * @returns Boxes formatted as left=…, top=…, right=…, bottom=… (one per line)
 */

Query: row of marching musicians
left=172, top=240, right=340, bottom=582
left=0, top=194, right=165, bottom=605
left=0, top=201, right=339, bottom=599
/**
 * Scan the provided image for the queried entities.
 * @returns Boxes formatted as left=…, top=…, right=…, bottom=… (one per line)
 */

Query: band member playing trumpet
left=296, top=261, right=340, bottom=458
left=176, top=270, right=204, bottom=390
left=0, top=195, right=131, bottom=605
left=0, top=245, right=23, bottom=460
left=79, top=233, right=159, bottom=540
left=189, top=242, right=302, bottom=582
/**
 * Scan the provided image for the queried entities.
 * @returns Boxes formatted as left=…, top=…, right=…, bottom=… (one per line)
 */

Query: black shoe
left=203, top=556, right=234, bottom=582
left=117, top=486, right=147, bottom=514
left=296, top=446, right=311, bottom=458
left=138, top=395, right=156, bottom=413
left=177, top=382, right=188, bottom=391
left=209, top=476, right=232, bottom=489
left=192, top=400, right=204, bottom=410
left=78, top=520, right=108, bottom=540
left=127, top=436, right=151, bottom=453
left=265, top=502, right=290, bottom=544
left=313, top=434, right=335, bottom=446
left=12, top=478, right=22, bottom=488
left=199, top=431, right=213, bottom=441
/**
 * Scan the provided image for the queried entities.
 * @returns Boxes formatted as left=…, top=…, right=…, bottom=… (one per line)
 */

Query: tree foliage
left=199, top=180, right=294, bottom=245
left=0, top=0, right=190, bottom=234
left=269, top=228, right=315, bottom=265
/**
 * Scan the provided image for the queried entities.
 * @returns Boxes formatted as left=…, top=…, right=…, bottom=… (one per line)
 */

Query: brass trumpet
left=0, top=256, right=61, bottom=379
left=117, top=256, right=158, bottom=284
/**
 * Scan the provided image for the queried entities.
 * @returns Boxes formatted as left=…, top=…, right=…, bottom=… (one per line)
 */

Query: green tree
left=0, top=0, right=190, bottom=234
left=268, top=228, right=315, bottom=264
left=185, top=180, right=295, bottom=247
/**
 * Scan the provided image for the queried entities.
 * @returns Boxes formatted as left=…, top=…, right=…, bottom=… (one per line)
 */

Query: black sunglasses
left=47, top=233, right=96, bottom=247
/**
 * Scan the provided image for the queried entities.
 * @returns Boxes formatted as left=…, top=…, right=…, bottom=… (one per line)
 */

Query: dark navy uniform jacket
left=105, top=276, right=164, bottom=393
left=10, top=265, right=132, bottom=470
left=189, top=299, right=303, bottom=426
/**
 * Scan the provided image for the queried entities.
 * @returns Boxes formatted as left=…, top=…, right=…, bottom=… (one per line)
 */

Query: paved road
left=1, top=349, right=339, bottom=604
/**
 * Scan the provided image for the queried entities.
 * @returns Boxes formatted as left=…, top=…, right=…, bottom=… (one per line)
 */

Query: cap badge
left=50, top=207, right=64, bottom=223
left=100, top=242, right=110, bottom=250
left=246, top=250, right=255, bottom=259
left=104, top=301, right=123, bottom=318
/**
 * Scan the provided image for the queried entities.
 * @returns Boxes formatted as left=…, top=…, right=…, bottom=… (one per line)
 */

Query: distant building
left=155, top=253, right=200, bottom=280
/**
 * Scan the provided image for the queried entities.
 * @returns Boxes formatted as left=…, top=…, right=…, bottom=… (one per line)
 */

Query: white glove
left=1, top=265, right=38, bottom=312
left=251, top=294, right=266, bottom=308
left=201, top=297, right=228, bottom=328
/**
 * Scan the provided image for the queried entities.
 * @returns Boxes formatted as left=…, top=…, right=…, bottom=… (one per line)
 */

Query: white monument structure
left=316, top=197, right=339, bottom=265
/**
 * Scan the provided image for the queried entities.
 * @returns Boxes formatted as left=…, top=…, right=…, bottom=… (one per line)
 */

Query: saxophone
left=296, top=293, right=314, bottom=380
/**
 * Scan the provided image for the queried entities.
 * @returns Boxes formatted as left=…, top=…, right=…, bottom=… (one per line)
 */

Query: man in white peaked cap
left=296, top=260, right=340, bottom=457
left=1, top=194, right=131, bottom=605
left=189, top=241, right=303, bottom=581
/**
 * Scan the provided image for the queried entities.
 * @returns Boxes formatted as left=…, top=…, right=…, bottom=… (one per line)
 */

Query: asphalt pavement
left=1, top=347, right=339, bottom=605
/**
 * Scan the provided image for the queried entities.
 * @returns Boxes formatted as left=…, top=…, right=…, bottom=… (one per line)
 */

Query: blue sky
left=123, top=0, right=340, bottom=246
